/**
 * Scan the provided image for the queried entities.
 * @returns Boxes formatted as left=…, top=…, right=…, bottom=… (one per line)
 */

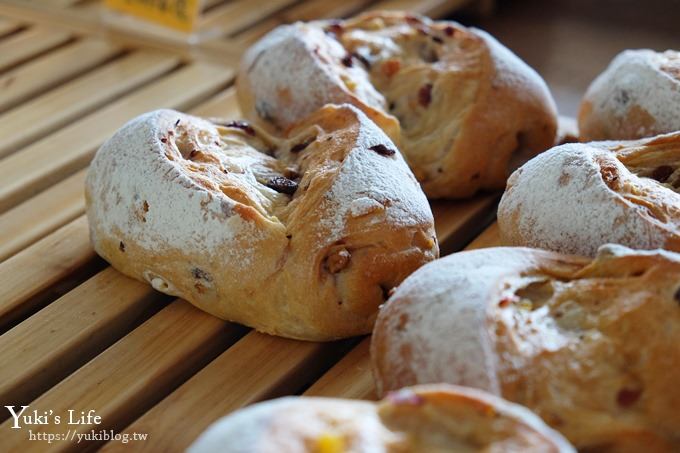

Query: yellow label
left=105, top=0, right=201, bottom=33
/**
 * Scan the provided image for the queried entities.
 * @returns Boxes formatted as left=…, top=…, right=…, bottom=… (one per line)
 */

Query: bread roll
left=237, top=11, right=558, bottom=199
left=85, top=105, right=437, bottom=341
left=371, top=245, right=680, bottom=451
left=579, top=49, right=680, bottom=141
left=497, top=133, right=680, bottom=256
left=188, top=385, right=575, bottom=452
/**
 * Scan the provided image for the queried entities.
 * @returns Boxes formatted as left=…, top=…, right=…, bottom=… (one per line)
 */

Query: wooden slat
left=0, top=217, right=98, bottom=332
left=0, top=38, right=121, bottom=113
left=0, top=17, right=22, bottom=37
left=199, top=0, right=299, bottom=36
left=103, top=332, right=353, bottom=453
left=303, top=221, right=503, bottom=401
left=0, top=87, right=240, bottom=264
left=0, top=50, right=180, bottom=158
left=370, top=0, right=471, bottom=16
left=108, top=196, right=498, bottom=450
left=234, top=0, right=375, bottom=46
left=0, top=267, right=168, bottom=412
left=304, top=337, right=375, bottom=399
left=0, top=62, right=234, bottom=213
left=0, top=170, right=86, bottom=262
left=0, top=87, right=240, bottom=337
left=0, top=301, right=246, bottom=453
left=466, top=221, right=500, bottom=250
left=0, top=26, right=71, bottom=72
left=431, top=194, right=498, bottom=254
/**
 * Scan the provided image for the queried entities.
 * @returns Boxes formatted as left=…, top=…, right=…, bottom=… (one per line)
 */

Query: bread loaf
left=85, top=105, right=437, bottom=341
left=189, top=385, right=575, bottom=452
left=237, top=11, right=558, bottom=199
left=372, top=245, right=680, bottom=450
left=579, top=49, right=680, bottom=141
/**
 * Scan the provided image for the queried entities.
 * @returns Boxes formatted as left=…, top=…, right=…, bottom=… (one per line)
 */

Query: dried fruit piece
left=418, top=83, right=433, bottom=107
left=221, top=120, right=256, bottom=136
left=369, top=144, right=396, bottom=157
left=266, top=176, right=298, bottom=195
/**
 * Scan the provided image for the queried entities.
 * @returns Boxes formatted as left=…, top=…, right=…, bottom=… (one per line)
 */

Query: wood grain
left=0, top=170, right=86, bottom=262
left=104, top=331, right=354, bottom=452
left=0, top=267, right=169, bottom=412
left=0, top=87, right=240, bottom=264
left=301, top=221, right=503, bottom=401
left=107, top=195, right=498, bottom=449
left=0, top=26, right=71, bottom=72
left=0, top=301, right=246, bottom=453
left=0, top=62, right=234, bottom=213
left=0, top=38, right=121, bottom=113
left=304, top=336, right=375, bottom=399
left=0, top=216, right=97, bottom=332
left=0, top=50, right=180, bottom=158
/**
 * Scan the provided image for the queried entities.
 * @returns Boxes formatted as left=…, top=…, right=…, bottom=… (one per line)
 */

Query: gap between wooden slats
left=100, top=195, right=497, bottom=452
left=233, top=0, right=375, bottom=46
left=0, top=26, right=73, bottom=73
left=302, top=221, right=502, bottom=402
left=0, top=302, right=246, bottom=453
left=198, top=0, right=301, bottom=37
left=0, top=50, right=181, bottom=159
left=0, top=87, right=241, bottom=264
left=0, top=62, right=234, bottom=213
left=0, top=267, right=172, bottom=415
left=0, top=87, right=241, bottom=334
left=0, top=17, right=24, bottom=37
left=0, top=38, right=123, bottom=115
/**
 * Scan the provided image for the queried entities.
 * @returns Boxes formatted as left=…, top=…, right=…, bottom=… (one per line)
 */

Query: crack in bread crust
left=85, top=105, right=438, bottom=340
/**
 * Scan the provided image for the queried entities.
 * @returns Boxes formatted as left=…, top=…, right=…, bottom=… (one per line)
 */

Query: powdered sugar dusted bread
left=188, top=385, right=575, bottom=453
left=371, top=245, right=680, bottom=451
left=85, top=105, right=437, bottom=341
left=497, top=133, right=680, bottom=256
left=237, top=11, right=558, bottom=199
left=579, top=49, right=680, bottom=141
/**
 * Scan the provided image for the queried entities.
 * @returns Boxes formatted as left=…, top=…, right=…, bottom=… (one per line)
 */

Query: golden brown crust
left=188, top=385, right=575, bottom=452
left=579, top=49, right=680, bottom=141
left=498, top=133, right=680, bottom=257
left=86, top=105, right=437, bottom=341
left=371, top=245, right=680, bottom=451
left=237, top=11, right=557, bottom=199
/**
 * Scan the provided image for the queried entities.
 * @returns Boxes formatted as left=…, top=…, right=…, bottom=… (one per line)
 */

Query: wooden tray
left=0, top=1, right=567, bottom=450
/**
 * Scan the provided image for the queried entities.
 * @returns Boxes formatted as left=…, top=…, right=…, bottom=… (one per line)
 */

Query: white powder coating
left=188, top=397, right=391, bottom=453
left=239, top=23, right=366, bottom=129
left=86, top=110, right=257, bottom=257
left=497, top=140, right=678, bottom=257
left=318, top=119, right=430, bottom=243
left=582, top=49, right=680, bottom=138
left=373, top=248, right=550, bottom=397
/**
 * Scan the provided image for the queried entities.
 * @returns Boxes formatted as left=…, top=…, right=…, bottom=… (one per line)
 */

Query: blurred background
left=457, top=0, right=680, bottom=116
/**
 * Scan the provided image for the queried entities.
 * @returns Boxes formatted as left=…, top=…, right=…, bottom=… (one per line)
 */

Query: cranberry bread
left=497, top=132, right=680, bottom=256
left=237, top=11, right=558, bottom=199
left=579, top=49, right=680, bottom=141
left=188, top=385, right=575, bottom=453
left=85, top=105, right=437, bottom=341
left=372, top=245, right=680, bottom=451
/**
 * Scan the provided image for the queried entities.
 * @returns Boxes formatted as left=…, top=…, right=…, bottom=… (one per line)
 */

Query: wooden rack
left=0, top=0, right=565, bottom=451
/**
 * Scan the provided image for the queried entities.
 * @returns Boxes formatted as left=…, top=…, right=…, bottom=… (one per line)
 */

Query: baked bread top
left=372, top=245, right=680, bottom=450
left=188, top=385, right=575, bottom=452
left=498, top=132, right=680, bottom=256
left=85, top=105, right=437, bottom=340
left=238, top=11, right=557, bottom=199
left=579, top=49, right=680, bottom=141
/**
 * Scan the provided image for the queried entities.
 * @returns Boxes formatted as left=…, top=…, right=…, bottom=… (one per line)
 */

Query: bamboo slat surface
left=0, top=0, right=546, bottom=450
